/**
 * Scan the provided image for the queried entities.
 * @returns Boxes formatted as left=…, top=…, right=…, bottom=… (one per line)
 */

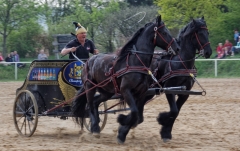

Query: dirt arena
left=0, top=79, right=239, bottom=151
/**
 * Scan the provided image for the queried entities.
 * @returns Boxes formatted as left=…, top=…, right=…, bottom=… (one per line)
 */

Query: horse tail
left=72, top=87, right=87, bottom=128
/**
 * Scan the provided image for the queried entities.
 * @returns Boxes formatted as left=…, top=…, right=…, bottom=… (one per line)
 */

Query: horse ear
left=192, top=19, right=197, bottom=27
left=156, top=15, right=162, bottom=25
left=201, top=16, right=204, bottom=20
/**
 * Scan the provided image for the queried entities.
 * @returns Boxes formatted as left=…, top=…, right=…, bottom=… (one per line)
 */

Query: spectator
left=38, top=49, right=48, bottom=60
left=4, top=53, right=12, bottom=66
left=0, top=52, right=6, bottom=66
left=216, top=43, right=225, bottom=59
left=10, top=51, right=15, bottom=62
left=13, top=51, right=25, bottom=68
left=223, top=39, right=233, bottom=56
left=5, top=53, right=12, bottom=62
left=234, top=30, right=239, bottom=45
left=0, top=52, right=4, bottom=62
left=231, top=36, right=240, bottom=56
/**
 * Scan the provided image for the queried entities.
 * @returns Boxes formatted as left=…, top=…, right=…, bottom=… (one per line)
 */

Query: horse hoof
left=162, top=138, right=171, bottom=143
left=92, top=132, right=100, bottom=138
left=117, top=137, right=124, bottom=144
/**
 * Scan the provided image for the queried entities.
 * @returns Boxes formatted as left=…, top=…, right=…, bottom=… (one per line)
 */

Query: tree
left=7, top=20, right=44, bottom=58
left=93, top=5, right=158, bottom=52
left=155, top=0, right=224, bottom=29
left=209, top=0, right=240, bottom=48
left=154, top=0, right=234, bottom=51
left=0, top=0, right=40, bottom=57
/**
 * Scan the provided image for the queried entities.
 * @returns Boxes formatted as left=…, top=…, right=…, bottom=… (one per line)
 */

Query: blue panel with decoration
left=63, top=61, right=84, bottom=87
left=29, top=67, right=61, bottom=81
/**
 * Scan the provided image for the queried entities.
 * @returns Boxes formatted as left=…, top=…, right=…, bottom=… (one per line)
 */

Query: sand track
left=0, top=79, right=239, bottom=151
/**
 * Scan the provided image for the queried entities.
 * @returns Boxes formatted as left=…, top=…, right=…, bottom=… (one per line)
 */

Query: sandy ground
left=0, top=79, right=239, bottom=151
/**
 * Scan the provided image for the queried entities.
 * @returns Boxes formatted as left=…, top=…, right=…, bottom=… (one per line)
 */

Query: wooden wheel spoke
left=16, top=103, right=25, bottom=113
left=16, top=114, right=25, bottom=123
left=20, top=117, right=26, bottom=132
left=27, top=120, right=32, bottom=133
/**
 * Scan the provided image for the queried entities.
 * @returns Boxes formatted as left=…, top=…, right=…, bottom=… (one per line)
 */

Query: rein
left=194, top=27, right=210, bottom=55
left=153, top=24, right=176, bottom=55
left=153, top=26, right=210, bottom=63
left=151, top=26, right=211, bottom=86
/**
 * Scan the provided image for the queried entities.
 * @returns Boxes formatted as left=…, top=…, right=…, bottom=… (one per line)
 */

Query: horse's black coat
left=140, top=17, right=212, bottom=141
left=71, top=15, right=180, bottom=143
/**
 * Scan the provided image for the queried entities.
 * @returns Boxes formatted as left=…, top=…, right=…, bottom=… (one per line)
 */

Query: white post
left=215, top=60, right=217, bottom=77
left=15, top=62, right=18, bottom=80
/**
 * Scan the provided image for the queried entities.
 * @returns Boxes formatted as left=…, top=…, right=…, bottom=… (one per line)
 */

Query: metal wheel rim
left=83, top=102, right=108, bottom=132
left=13, top=90, right=38, bottom=137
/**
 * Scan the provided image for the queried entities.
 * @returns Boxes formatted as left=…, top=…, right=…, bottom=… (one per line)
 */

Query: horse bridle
left=153, top=24, right=176, bottom=55
left=194, top=27, right=210, bottom=57
left=129, top=24, right=176, bottom=56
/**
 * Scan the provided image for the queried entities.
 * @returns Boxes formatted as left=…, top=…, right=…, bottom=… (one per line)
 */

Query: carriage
left=13, top=58, right=203, bottom=137
left=13, top=16, right=211, bottom=144
left=13, top=59, right=107, bottom=137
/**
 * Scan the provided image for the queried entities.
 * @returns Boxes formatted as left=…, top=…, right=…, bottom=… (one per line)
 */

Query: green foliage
left=209, top=0, right=240, bottom=48
left=0, top=0, right=41, bottom=57
left=0, top=64, right=30, bottom=81
left=154, top=0, right=240, bottom=55
left=155, top=0, right=223, bottom=29
left=7, top=20, right=44, bottom=58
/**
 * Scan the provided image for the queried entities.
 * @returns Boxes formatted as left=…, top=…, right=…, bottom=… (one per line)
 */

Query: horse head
left=153, top=15, right=180, bottom=55
left=181, top=16, right=212, bottom=58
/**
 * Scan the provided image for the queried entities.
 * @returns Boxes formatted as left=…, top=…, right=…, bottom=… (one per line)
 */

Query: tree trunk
left=2, top=33, right=8, bottom=57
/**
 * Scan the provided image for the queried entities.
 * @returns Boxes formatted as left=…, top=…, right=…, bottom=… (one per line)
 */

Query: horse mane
left=117, top=22, right=154, bottom=56
left=176, top=18, right=206, bottom=41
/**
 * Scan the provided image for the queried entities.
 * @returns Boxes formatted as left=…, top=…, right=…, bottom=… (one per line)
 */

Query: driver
left=61, top=22, right=99, bottom=59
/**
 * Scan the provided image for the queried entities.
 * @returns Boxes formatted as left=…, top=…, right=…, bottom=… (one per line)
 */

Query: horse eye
left=162, top=32, right=167, bottom=35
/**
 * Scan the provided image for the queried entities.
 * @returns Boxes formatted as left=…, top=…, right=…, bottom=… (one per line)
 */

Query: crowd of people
left=216, top=30, right=240, bottom=59
left=0, top=50, right=49, bottom=67
left=0, top=51, right=26, bottom=67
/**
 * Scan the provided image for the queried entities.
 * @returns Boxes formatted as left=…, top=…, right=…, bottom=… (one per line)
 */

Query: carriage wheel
left=83, top=102, right=108, bottom=132
left=13, top=90, right=38, bottom=137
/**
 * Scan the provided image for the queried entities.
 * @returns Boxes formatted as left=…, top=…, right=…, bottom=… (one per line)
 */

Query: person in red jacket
left=0, top=52, right=4, bottom=62
left=216, top=43, right=225, bottom=59
left=223, top=39, right=233, bottom=56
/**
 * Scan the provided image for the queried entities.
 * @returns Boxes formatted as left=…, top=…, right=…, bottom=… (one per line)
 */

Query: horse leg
left=157, top=94, right=190, bottom=142
left=157, top=93, right=178, bottom=141
left=85, top=82, right=101, bottom=135
left=137, top=95, right=154, bottom=124
left=93, top=89, right=113, bottom=121
left=117, top=89, right=138, bottom=144
left=88, top=90, right=113, bottom=134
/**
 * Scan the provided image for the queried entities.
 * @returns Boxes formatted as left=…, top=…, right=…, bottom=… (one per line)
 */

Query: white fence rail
left=1, top=59, right=240, bottom=80
left=196, top=58, right=240, bottom=77
left=0, top=62, right=31, bottom=80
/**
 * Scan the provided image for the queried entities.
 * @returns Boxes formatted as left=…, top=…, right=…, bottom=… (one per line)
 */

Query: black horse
left=139, top=17, right=212, bottom=142
left=71, top=15, right=180, bottom=144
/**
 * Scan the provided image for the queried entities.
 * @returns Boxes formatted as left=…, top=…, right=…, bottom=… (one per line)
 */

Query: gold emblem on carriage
left=68, top=63, right=83, bottom=79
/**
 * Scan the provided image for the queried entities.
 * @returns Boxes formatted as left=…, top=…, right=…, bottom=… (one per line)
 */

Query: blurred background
left=0, top=0, right=240, bottom=80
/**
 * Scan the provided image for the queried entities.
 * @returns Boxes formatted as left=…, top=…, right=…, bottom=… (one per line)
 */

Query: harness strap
left=159, top=69, right=197, bottom=82
left=151, top=54, right=197, bottom=87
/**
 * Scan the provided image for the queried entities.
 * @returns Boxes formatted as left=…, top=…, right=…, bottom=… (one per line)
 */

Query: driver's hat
left=73, top=22, right=87, bottom=35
